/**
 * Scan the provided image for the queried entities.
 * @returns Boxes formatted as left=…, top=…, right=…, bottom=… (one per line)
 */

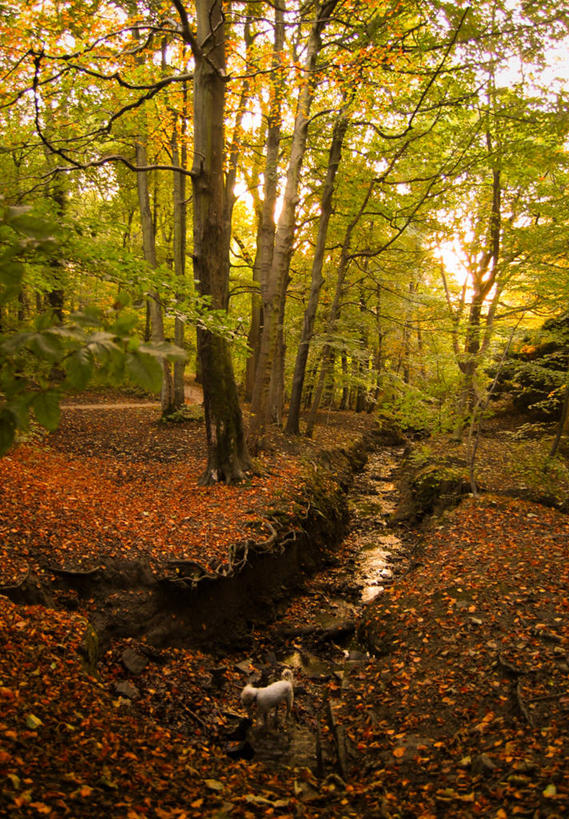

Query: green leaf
left=6, top=395, right=31, bottom=430
left=0, top=285, right=21, bottom=307
left=31, top=391, right=61, bottom=431
left=11, top=214, right=54, bottom=239
left=64, top=347, right=94, bottom=390
left=35, top=310, right=58, bottom=331
left=29, top=332, right=64, bottom=361
left=0, top=259, right=24, bottom=288
left=86, top=333, right=122, bottom=365
left=112, top=312, right=139, bottom=336
left=71, top=307, right=103, bottom=328
left=3, top=204, right=31, bottom=222
left=125, top=351, right=162, bottom=393
left=113, top=290, right=131, bottom=309
left=50, top=324, right=87, bottom=343
left=0, top=332, right=33, bottom=355
left=138, top=341, right=187, bottom=361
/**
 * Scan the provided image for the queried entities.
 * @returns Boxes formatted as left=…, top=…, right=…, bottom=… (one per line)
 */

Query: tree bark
left=549, top=369, right=569, bottom=457
left=178, top=0, right=250, bottom=483
left=456, top=166, right=502, bottom=425
left=339, top=352, right=349, bottom=410
left=225, top=8, right=254, bottom=248
left=42, top=113, right=66, bottom=322
left=356, top=282, right=368, bottom=411
left=369, top=283, right=384, bottom=409
left=305, top=181, right=375, bottom=436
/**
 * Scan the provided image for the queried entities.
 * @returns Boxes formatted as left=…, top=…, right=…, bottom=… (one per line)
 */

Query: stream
left=350, top=446, right=407, bottom=604
left=234, top=443, right=412, bottom=771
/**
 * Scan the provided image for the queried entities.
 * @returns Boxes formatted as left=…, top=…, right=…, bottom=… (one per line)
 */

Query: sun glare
left=436, top=240, right=470, bottom=288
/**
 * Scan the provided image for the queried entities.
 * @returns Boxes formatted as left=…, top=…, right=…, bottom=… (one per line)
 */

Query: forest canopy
left=1, top=0, right=568, bottom=480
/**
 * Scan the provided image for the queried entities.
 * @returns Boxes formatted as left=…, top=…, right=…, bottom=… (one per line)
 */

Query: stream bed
left=235, top=443, right=414, bottom=771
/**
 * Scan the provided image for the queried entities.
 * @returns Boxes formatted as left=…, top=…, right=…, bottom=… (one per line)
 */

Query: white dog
left=240, top=669, right=294, bottom=728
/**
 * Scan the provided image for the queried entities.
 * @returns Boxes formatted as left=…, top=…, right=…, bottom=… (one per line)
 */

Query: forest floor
left=1, top=391, right=569, bottom=817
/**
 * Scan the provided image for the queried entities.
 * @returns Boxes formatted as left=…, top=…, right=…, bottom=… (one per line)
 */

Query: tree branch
left=170, top=0, right=202, bottom=60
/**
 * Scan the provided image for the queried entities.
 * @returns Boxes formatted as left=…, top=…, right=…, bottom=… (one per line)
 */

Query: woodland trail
left=61, top=383, right=204, bottom=410
left=62, top=402, right=162, bottom=409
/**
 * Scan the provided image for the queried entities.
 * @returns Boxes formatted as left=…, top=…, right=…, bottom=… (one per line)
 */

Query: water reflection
left=350, top=450, right=404, bottom=603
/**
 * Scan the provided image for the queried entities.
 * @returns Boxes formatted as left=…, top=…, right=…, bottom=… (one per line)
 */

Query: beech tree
left=172, top=0, right=251, bottom=484
left=433, top=6, right=569, bottom=430
left=285, top=109, right=349, bottom=435
left=242, top=0, right=285, bottom=403
left=1, top=0, right=569, bottom=461
left=248, top=0, right=340, bottom=447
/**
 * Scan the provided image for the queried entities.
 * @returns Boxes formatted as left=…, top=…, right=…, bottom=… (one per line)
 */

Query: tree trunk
left=339, top=352, right=349, bottom=411
left=456, top=167, right=502, bottom=427
left=286, top=112, right=349, bottom=434
left=549, top=381, right=569, bottom=458
left=249, top=0, right=339, bottom=448
left=305, top=255, right=346, bottom=436
left=172, top=100, right=188, bottom=410
left=243, top=0, right=285, bottom=403
left=43, top=121, right=66, bottom=322
left=225, top=8, right=254, bottom=249
left=46, top=289, right=64, bottom=322
left=180, top=0, right=250, bottom=483
left=370, top=284, right=383, bottom=409
left=356, top=284, right=368, bottom=411
left=305, top=181, right=374, bottom=436
left=401, top=280, right=417, bottom=386
left=135, top=141, right=175, bottom=414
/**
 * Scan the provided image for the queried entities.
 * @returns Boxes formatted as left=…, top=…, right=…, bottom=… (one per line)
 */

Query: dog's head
left=240, top=684, right=257, bottom=711
left=281, top=668, right=294, bottom=684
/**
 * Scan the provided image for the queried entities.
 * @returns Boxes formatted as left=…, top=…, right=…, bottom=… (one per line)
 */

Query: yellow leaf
left=25, top=714, right=43, bottom=730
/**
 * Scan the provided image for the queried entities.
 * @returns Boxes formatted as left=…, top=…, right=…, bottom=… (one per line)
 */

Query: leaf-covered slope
left=0, top=403, right=304, bottom=585
left=349, top=494, right=569, bottom=816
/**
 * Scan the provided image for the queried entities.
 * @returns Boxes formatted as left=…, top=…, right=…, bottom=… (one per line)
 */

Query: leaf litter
left=1, top=394, right=569, bottom=816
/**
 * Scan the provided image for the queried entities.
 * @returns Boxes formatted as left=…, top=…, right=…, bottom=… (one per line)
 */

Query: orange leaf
left=29, top=804, right=52, bottom=815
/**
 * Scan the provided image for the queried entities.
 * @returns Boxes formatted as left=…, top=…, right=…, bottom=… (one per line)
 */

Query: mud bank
left=223, top=435, right=413, bottom=772
left=2, top=426, right=390, bottom=652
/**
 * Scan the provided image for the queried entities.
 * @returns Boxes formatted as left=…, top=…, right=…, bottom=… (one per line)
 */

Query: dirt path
left=61, top=402, right=161, bottom=409
left=61, top=384, right=204, bottom=410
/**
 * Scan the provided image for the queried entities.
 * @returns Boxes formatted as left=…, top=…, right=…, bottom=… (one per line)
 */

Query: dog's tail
left=281, top=668, right=294, bottom=684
